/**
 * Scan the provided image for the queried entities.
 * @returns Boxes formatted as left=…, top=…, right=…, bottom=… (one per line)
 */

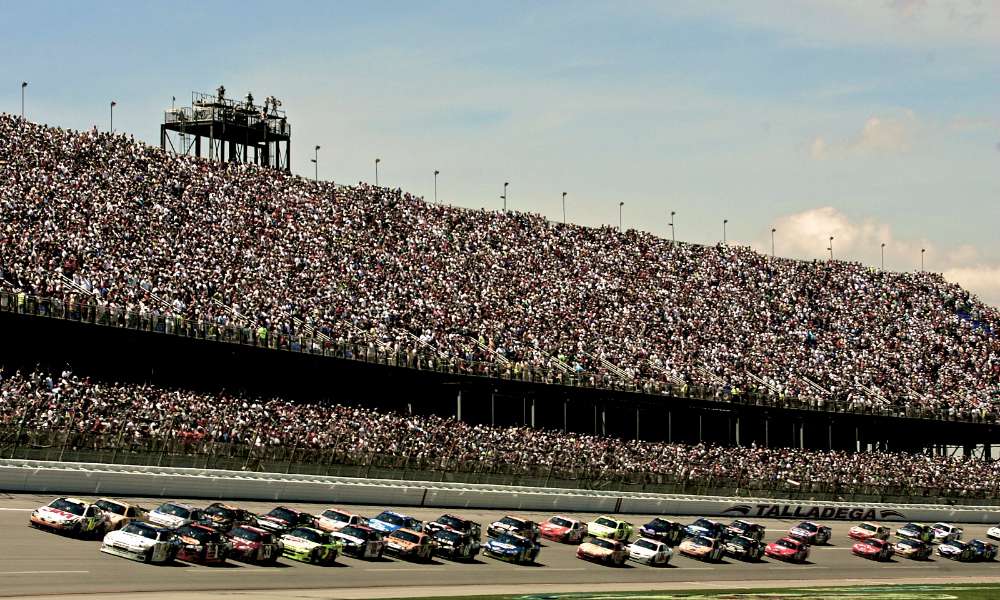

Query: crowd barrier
left=3, top=459, right=999, bottom=524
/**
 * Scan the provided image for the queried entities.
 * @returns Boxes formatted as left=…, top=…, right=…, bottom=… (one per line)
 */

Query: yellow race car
left=586, top=516, right=634, bottom=541
left=95, top=498, right=147, bottom=531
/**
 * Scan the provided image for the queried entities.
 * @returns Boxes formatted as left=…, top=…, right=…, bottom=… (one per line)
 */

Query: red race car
left=539, top=516, right=588, bottom=544
left=226, top=525, right=282, bottom=565
left=852, top=538, right=894, bottom=561
left=764, top=537, right=810, bottom=563
left=174, top=523, right=230, bottom=564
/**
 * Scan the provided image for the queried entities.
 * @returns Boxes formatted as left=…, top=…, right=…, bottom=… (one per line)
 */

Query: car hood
left=35, top=506, right=80, bottom=523
left=580, top=544, right=612, bottom=556
left=939, top=544, right=962, bottom=553
left=104, top=530, right=157, bottom=549
left=540, top=524, right=569, bottom=534
left=281, top=535, right=321, bottom=551
left=150, top=512, right=188, bottom=526
left=486, top=541, right=519, bottom=553
left=331, top=533, right=364, bottom=546
left=767, top=545, right=795, bottom=554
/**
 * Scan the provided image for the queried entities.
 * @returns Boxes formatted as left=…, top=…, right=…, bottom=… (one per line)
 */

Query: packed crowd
left=0, top=114, right=997, bottom=416
left=2, top=366, right=999, bottom=496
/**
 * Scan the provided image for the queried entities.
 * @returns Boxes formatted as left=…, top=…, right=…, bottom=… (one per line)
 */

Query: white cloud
left=808, top=112, right=916, bottom=159
left=943, top=265, right=1000, bottom=307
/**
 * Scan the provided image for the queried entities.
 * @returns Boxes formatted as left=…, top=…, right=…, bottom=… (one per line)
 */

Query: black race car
left=256, top=506, right=316, bottom=535
left=425, top=514, right=483, bottom=539
left=200, top=502, right=255, bottom=532
left=722, top=533, right=764, bottom=561
left=431, top=528, right=481, bottom=561
left=638, top=518, right=684, bottom=546
left=726, top=519, right=765, bottom=542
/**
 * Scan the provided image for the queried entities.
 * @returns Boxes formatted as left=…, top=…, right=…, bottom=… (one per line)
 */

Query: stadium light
left=829, top=236, right=834, bottom=260
left=21, top=81, right=27, bottom=119
left=771, top=228, right=776, bottom=257
left=881, top=242, right=886, bottom=269
left=670, top=210, right=676, bottom=242
left=562, top=192, right=567, bottom=223
left=311, top=145, right=320, bottom=181
left=502, top=182, right=509, bottom=212
left=723, top=219, right=728, bottom=244
left=921, top=248, right=926, bottom=271
left=375, top=158, right=381, bottom=186
left=110, top=100, right=117, bottom=133
left=434, top=170, right=440, bottom=204
left=618, top=201, right=625, bottom=231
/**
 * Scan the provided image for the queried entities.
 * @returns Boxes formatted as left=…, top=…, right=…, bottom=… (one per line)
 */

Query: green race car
left=280, top=526, right=342, bottom=565
left=587, top=516, right=634, bottom=541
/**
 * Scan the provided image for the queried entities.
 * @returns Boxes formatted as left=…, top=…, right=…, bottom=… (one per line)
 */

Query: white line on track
left=186, top=569, right=285, bottom=574
left=0, top=508, right=33, bottom=511
left=0, top=571, right=89, bottom=575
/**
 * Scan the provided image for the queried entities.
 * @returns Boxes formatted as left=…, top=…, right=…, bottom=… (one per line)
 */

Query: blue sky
left=2, top=0, right=999, bottom=303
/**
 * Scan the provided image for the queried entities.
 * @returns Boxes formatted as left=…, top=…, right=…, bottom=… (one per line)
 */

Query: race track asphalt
left=3, top=492, right=1000, bottom=599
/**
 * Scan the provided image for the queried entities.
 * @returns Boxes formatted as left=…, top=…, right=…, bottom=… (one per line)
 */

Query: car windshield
left=775, top=538, right=798, bottom=549
left=158, top=503, right=190, bottom=518
left=49, top=498, right=86, bottom=515
left=230, top=527, right=262, bottom=542
left=898, top=540, right=920, bottom=549
left=594, top=517, right=618, bottom=528
left=903, top=523, right=921, bottom=530
left=949, top=541, right=967, bottom=550
left=267, top=507, right=298, bottom=522
left=797, top=522, right=818, bottom=532
left=692, top=536, right=714, bottom=547
left=549, top=517, right=573, bottom=528
left=858, top=523, right=877, bottom=532
left=693, top=519, right=715, bottom=529
left=730, top=537, right=751, bottom=548
left=375, top=512, right=405, bottom=526
left=645, top=519, right=669, bottom=531
left=500, top=517, right=525, bottom=528
left=123, top=522, right=159, bottom=540
left=392, top=530, right=421, bottom=544
left=177, top=525, right=214, bottom=542
left=438, top=515, right=464, bottom=529
left=206, top=505, right=235, bottom=519
left=933, top=523, right=950, bottom=531
left=495, top=534, right=526, bottom=547
left=634, top=539, right=659, bottom=551
left=323, top=510, right=350, bottom=522
left=435, top=530, right=462, bottom=543
left=591, top=537, right=617, bottom=549
left=340, top=526, right=371, bottom=539
left=289, top=528, right=326, bottom=544
left=95, top=500, right=126, bottom=515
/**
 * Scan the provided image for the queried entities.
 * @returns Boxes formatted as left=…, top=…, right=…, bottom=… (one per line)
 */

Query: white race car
left=986, top=524, right=1000, bottom=542
left=931, top=522, right=963, bottom=544
left=627, top=537, right=673, bottom=566
left=101, top=521, right=178, bottom=563
left=315, top=508, right=367, bottom=533
left=148, top=502, right=204, bottom=529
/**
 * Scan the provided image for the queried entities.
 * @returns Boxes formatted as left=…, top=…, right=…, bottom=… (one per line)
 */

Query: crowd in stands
left=0, top=114, right=997, bottom=419
left=2, top=366, right=1000, bottom=497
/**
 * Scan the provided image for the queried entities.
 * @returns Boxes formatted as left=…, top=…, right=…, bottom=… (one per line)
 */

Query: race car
left=968, top=539, right=998, bottom=561
left=764, top=537, right=810, bottom=563
left=626, top=537, right=673, bottom=566
left=385, top=528, right=436, bottom=562
left=483, top=532, right=540, bottom=564
left=684, top=518, right=725, bottom=540
left=280, top=526, right=341, bottom=565
left=101, top=521, right=179, bottom=564
left=94, top=498, right=147, bottom=531
left=576, top=536, right=628, bottom=566
left=938, top=539, right=976, bottom=561
left=586, top=516, right=634, bottom=542
left=174, top=523, right=231, bottom=564
left=256, top=506, right=316, bottom=535
left=368, top=510, right=424, bottom=535
left=29, top=497, right=109, bottom=538
left=330, top=524, right=387, bottom=560
left=424, top=514, right=483, bottom=540
left=226, top=525, right=282, bottom=564
left=849, top=522, right=890, bottom=541
left=722, top=533, right=764, bottom=561
left=315, top=508, right=368, bottom=533
left=678, top=535, right=724, bottom=562
left=895, top=523, right=934, bottom=543
left=893, top=538, right=932, bottom=560
left=431, top=528, right=481, bottom=561
left=148, top=502, right=204, bottom=529
left=638, top=517, right=684, bottom=546
left=851, top=537, right=894, bottom=561
left=726, top=519, right=765, bottom=542
left=539, top=515, right=588, bottom=544
left=487, top=515, right=539, bottom=542
left=788, top=521, right=831, bottom=545
left=200, top=502, right=255, bottom=532
left=931, top=522, right=964, bottom=544
left=987, top=524, right=1000, bottom=542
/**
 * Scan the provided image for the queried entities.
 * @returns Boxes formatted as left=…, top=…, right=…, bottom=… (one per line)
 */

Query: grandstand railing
left=1, top=428, right=995, bottom=506
left=1, top=290, right=995, bottom=425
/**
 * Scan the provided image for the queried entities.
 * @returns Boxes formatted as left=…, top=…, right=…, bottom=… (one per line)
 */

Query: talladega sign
left=723, top=503, right=905, bottom=521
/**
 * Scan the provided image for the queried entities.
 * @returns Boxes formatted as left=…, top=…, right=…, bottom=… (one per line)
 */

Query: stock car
left=101, top=521, right=179, bottom=564
left=765, top=537, right=810, bottom=563
left=851, top=537, right=894, bottom=561
left=722, top=533, right=765, bottom=561
left=174, top=524, right=231, bottom=564
left=226, top=525, right=283, bottom=564
left=638, top=518, right=685, bottom=546
left=894, top=538, right=933, bottom=560
left=577, top=537, right=628, bottom=566
left=987, top=524, right=1000, bottom=542
left=280, top=526, right=341, bottom=565
left=788, top=521, right=831, bottom=545
left=587, top=516, right=634, bottom=542
left=385, top=529, right=436, bottom=562
left=257, top=506, right=316, bottom=535
left=94, top=498, right=147, bottom=531
left=315, top=508, right=368, bottom=533
left=726, top=519, right=765, bottom=542
left=483, top=532, right=540, bottom=564
left=539, top=515, right=588, bottom=544
left=369, top=511, right=424, bottom=535
left=626, top=537, right=673, bottom=566
left=487, top=516, right=539, bottom=542
left=431, top=528, right=481, bottom=561
left=969, top=539, right=998, bottom=561
left=330, top=524, right=387, bottom=560
left=678, top=535, right=724, bottom=562
left=424, top=514, right=483, bottom=540
left=29, top=497, right=109, bottom=538
left=931, top=522, right=964, bottom=543
left=148, top=502, right=204, bottom=529
left=685, top=518, right=725, bottom=540
left=938, top=539, right=977, bottom=561
left=200, top=502, right=255, bottom=532
left=895, top=523, right=934, bottom=543
left=848, top=522, right=890, bottom=541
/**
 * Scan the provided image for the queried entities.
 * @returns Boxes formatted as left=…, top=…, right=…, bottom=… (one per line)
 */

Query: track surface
left=4, top=493, right=1000, bottom=598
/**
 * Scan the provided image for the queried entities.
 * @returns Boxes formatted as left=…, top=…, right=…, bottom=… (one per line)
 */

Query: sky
left=2, top=0, right=998, bottom=305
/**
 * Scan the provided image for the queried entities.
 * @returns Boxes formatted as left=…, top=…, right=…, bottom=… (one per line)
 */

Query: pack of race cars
left=26, top=497, right=1000, bottom=569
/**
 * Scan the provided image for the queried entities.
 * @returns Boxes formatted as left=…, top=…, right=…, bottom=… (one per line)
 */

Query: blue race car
left=684, top=518, right=724, bottom=539
left=367, top=511, right=423, bottom=534
left=968, top=539, right=998, bottom=561
left=483, top=532, right=540, bottom=564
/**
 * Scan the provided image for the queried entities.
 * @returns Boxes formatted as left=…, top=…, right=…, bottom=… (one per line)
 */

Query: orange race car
left=385, top=528, right=436, bottom=562
left=94, top=498, right=147, bottom=531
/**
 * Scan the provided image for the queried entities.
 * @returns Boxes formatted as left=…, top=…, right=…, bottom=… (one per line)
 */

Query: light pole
left=921, top=248, right=926, bottom=271
left=618, top=202, right=624, bottom=231
left=771, top=228, right=776, bottom=257
left=723, top=219, right=728, bottom=244
left=562, top=192, right=567, bottom=223
left=434, top=170, right=440, bottom=204
left=670, top=211, right=676, bottom=242
left=311, top=145, right=320, bottom=181
left=502, top=182, right=509, bottom=211
left=375, top=158, right=380, bottom=186
left=110, top=100, right=116, bottom=133
left=881, top=243, right=886, bottom=269
left=829, top=236, right=834, bottom=260
left=20, top=81, right=27, bottom=119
